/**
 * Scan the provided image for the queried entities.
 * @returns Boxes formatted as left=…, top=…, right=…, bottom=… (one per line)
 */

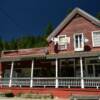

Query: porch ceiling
left=46, top=51, right=100, bottom=59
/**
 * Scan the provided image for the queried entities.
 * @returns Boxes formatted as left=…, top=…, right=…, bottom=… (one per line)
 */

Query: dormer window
left=74, top=33, right=84, bottom=51
left=92, top=31, right=100, bottom=47
left=58, top=35, right=67, bottom=50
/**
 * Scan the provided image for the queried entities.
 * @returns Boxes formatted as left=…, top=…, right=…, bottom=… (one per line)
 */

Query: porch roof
left=0, top=54, right=46, bottom=62
left=47, top=51, right=100, bottom=59
left=1, top=51, right=100, bottom=62
left=0, top=47, right=47, bottom=62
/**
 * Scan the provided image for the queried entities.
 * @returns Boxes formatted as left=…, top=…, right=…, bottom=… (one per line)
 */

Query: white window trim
left=92, top=30, right=100, bottom=47
left=58, top=35, right=67, bottom=50
left=74, top=33, right=84, bottom=51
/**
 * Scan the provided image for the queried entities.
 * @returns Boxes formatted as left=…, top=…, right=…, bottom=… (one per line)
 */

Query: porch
left=0, top=54, right=100, bottom=89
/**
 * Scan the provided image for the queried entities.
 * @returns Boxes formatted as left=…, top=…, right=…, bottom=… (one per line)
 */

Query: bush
left=5, top=92, right=14, bottom=97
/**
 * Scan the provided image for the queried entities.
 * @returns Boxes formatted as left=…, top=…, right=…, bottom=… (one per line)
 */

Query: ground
left=0, top=97, right=68, bottom=100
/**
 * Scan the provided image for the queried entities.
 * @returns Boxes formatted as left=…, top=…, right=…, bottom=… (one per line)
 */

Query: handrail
left=1, top=77, right=100, bottom=80
left=1, top=77, right=81, bottom=80
left=1, top=77, right=100, bottom=88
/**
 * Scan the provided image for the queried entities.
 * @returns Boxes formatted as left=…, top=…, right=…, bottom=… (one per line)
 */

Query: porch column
left=55, top=58, right=58, bottom=88
left=9, top=61, right=14, bottom=87
left=30, top=60, right=34, bottom=88
left=80, top=57, right=84, bottom=88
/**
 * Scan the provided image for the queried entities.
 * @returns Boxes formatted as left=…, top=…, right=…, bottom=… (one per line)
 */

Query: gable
left=47, top=7, right=100, bottom=42
left=59, top=14, right=98, bottom=34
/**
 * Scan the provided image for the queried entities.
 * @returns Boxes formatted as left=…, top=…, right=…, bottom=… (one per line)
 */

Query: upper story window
left=58, top=35, right=67, bottom=50
left=92, top=31, right=100, bottom=47
left=74, top=33, right=84, bottom=51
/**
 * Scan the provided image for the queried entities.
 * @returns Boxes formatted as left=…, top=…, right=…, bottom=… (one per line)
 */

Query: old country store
left=0, top=8, right=100, bottom=90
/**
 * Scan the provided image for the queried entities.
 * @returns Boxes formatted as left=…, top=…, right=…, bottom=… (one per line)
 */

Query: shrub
left=5, top=92, right=14, bottom=97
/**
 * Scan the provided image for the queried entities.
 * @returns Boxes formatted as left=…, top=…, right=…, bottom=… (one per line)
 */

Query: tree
left=0, top=23, right=54, bottom=50
left=66, top=8, right=73, bottom=15
left=0, top=37, right=4, bottom=51
left=43, top=23, right=54, bottom=38
left=96, top=12, right=100, bottom=20
left=41, top=23, right=54, bottom=46
left=9, top=39, right=18, bottom=50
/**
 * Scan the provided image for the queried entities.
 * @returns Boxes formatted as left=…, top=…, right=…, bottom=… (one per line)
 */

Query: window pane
left=93, top=31, right=100, bottom=47
left=75, top=35, right=78, bottom=48
left=58, top=35, right=67, bottom=50
left=58, top=45, right=66, bottom=50
left=59, top=36, right=66, bottom=43
left=79, top=35, right=82, bottom=48
left=74, top=33, right=84, bottom=51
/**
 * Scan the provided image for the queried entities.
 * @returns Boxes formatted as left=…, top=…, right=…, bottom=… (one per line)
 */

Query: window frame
left=92, top=30, right=100, bottom=47
left=74, top=33, right=84, bottom=51
left=58, top=35, right=67, bottom=50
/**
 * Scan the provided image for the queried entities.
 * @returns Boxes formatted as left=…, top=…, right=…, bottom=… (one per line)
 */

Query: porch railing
left=12, top=78, right=30, bottom=87
left=0, top=78, right=9, bottom=86
left=84, top=77, right=100, bottom=88
left=33, top=77, right=55, bottom=87
left=59, top=77, right=81, bottom=87
left=0, top=77, right=100, bottom=88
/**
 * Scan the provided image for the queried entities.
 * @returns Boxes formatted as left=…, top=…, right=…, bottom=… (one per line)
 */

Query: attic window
left=58, top=35, right=67, bottom=50
left=92, top=31, right=100, bottom=47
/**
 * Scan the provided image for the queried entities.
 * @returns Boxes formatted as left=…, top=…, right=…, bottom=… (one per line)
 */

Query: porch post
left=30, top=59, right=34, bottom=88
left=80, top=57, right=84, bottom=88
left=55, top=58, right=58, bottom=88
left=9, top=61, right=14, bottom=87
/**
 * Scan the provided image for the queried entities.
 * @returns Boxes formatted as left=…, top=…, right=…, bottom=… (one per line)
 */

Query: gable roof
left=47, top=7, right=100, bottom=42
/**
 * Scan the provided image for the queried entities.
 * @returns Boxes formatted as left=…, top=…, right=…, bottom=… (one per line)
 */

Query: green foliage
left=16, top=93, right=54, bottom=99
left=0, top=92, right=5, bottom=97
left=4, top=92, right=14, bottom=97
left=43, top=23, right=54, bottom=37
left=0, top=91, right=14, bottom=97
left=0, top=37, right=4, bottom=51
left=0, top=23, right=54, bottom=51
left=96, top=12, right=100, bottom=20
left=66, top=8, right=73, bottom=15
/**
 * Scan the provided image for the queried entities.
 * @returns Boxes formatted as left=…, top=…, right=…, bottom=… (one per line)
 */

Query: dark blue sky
left=0, top=0, right=100, bottom=40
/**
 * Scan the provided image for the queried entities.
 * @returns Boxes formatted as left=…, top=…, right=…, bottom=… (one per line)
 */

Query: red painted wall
left=48, top=14, right=100, bottom=54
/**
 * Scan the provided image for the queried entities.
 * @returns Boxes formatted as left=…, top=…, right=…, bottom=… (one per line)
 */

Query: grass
left=0, top=97, right=54, bottom=100
left=16, top=93, right=54, bottom=99
left=0, top=92, right=54, bottom=100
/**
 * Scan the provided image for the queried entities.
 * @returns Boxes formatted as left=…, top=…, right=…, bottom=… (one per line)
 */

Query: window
left=92, top=31, right=100, bottom=47
left=74, top=33, right=84, bottom=51
left=58, top=35, right=67, bottom=50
